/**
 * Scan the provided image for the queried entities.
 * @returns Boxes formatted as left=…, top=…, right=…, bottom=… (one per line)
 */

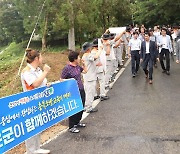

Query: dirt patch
left=42, top=51, right=69, bottom=82
left=0, top=52, right=69, bottom=97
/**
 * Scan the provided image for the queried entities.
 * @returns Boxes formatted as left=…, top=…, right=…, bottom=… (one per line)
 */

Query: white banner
left=109, top=27, right=126, bottom=34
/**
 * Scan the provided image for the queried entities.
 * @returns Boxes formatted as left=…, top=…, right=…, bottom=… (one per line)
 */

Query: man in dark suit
left=140, top=32, right=159, bottom=84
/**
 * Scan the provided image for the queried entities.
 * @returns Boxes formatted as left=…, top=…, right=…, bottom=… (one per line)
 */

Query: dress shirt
left=146, top=41, right=150, bottom=54
left=162, top=36, right=168, bottom=49
left=128, top=38, right=141, bottom=51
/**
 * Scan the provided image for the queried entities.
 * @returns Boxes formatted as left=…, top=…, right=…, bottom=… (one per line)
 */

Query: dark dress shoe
left=162, top=70, right=166, bottom=73
left=100, top=96, right=110, bottom=101
left=132, top=73, right=136, bottom=78
left=94, top=96, right=100, bottom=100
left=166, top=71, right=170, bottom=75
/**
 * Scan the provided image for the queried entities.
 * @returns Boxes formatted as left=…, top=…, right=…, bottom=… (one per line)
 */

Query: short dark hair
left=144, top=32, right=150, bottom=36
left=161, top=27, right=167, bottom=32
left=133, top=31, right=139, bottom=35
left=68, top=51, right=79, bottom=62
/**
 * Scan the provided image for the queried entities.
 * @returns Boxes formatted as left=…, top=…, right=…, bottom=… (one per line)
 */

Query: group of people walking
left=130, top=25, right=180, bottom=83
left=20, top=24, right=180, bottom=154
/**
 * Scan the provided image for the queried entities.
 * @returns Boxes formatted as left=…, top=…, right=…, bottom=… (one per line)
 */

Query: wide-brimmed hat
left=109, top=33, right=116, bottom=39
left=102, top=33, right=110, bottom=40
left=92, top=38, right=98, bottom=47
left=126, top=26, right=131, bottom=32
left=81, top=42, right=93, bottom=52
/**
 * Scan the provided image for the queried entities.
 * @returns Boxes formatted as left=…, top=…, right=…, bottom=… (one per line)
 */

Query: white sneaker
left=34, top=148, right=50, bottom=154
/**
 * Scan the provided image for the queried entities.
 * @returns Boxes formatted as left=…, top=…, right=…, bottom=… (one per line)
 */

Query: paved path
left=44, top=61, right=180, bottom=154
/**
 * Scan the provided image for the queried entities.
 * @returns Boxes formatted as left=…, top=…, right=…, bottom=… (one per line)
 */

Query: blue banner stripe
left=0, top=79, right=83, bottom=153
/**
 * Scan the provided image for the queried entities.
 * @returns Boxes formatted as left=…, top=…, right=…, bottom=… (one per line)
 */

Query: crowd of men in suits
left=80, top=24, right=180, bottom=114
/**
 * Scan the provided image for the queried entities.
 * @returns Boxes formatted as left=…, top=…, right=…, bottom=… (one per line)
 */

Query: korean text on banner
left=0, top=79, right=83, bottom=153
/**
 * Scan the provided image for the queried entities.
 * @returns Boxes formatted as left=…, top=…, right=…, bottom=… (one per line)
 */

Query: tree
left=52, top=0, right=98, bottom=48
left=15, top=0, right=56, bottom=50
left=53, top=0, right=132, bottom=47
left=133, top=0, right=180, bottom=27
left=0, top=0, right=132, bottom=49
left=0, top=0, right=25, bottom=45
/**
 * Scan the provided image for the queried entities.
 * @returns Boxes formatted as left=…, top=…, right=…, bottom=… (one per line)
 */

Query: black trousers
left=69, top=89, right=85, bottom=128
left=142, top=54, right=153, bottom=80
left=131, top=50, right=140, bottom=74
left=159, top=48, right=170, bottom=71
left=153, top=53, right=158, bottom=66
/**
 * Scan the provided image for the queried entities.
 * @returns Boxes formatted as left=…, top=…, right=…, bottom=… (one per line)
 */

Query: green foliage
left=134, top=0, right=180, bottom=27
left=0, top=0, right=25, bottom=44
left=0, top=0, right=132, bottom=48
left=1, top=0, right=179, bottom=48
left=0, top=42, right=26, bottom=71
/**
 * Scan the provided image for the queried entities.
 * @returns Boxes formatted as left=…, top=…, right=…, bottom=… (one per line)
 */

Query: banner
left=109, top=27, right=126, bottom=34
left=0, top=79, right=83, bottom=153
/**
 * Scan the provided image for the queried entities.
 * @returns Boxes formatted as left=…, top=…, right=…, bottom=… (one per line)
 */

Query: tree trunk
left=42, top=15, right=48, bottom=51
left=68, top=0, right=75, bottom=51
left=68, top=27, right=75, bottom=51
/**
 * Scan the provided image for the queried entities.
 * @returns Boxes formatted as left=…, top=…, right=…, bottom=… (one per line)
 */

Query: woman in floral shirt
left=61, top=51, right=87, bottom=133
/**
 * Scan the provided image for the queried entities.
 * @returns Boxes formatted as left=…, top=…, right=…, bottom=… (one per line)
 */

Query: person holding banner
left=61, top=51, right=86, bottom=133
left=21, top=48, right=51, bottom=154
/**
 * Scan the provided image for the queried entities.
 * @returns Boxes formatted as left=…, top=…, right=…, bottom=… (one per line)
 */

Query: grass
left=0, top=42, right=73, bottom=71
left=0, top=42, right=26, bottom=71
left=0, top=42, right=81, bottom=69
